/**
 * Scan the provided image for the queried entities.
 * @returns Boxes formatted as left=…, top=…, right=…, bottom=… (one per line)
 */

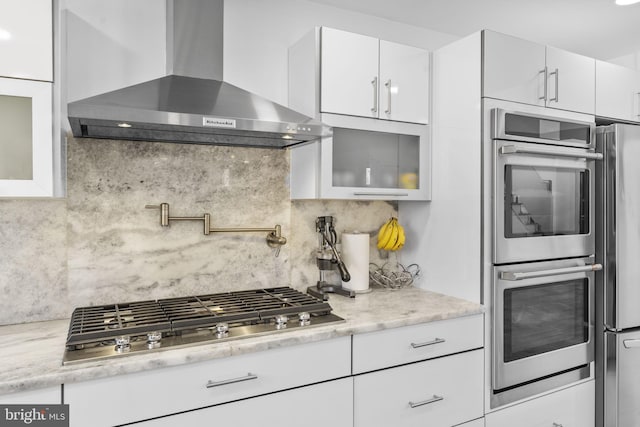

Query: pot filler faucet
left=307, top=216, right=355, bottom=301
left=145, top=203, right=287, bottom=256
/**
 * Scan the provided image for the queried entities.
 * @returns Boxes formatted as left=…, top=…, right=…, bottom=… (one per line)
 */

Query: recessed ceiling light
left=616, top=0, right=640, bottom=5
left=117, top=122, right=132, bottom=128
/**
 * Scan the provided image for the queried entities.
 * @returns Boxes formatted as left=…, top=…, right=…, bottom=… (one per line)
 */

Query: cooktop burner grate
left=65, top=287, right=335, bottom=348
left=66, top=300, right=172, bottom=346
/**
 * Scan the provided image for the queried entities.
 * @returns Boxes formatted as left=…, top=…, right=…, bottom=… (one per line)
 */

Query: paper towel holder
left=307, top=216, right=356, bottom=301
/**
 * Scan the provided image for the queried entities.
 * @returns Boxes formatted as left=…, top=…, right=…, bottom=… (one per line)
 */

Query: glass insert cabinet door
left=316, top=126, right=429, bottom=200
left=331, top=128, right=419, bottom=189
left=0, top=77, right=52, bottom=196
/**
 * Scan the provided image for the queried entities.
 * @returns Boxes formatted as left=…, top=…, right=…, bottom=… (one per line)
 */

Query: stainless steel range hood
left=67, top=0, right=330, bottom=149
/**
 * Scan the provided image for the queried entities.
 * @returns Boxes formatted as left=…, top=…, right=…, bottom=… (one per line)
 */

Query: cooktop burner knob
left=215, top=323, right=229, bottom=339
left=275, top=315, right=288, bottom=330
left=147, top=331, right=162, bottom=349
left=115, top=336, right=131, bottom=353
left=298, top=312, right=311, bottom=326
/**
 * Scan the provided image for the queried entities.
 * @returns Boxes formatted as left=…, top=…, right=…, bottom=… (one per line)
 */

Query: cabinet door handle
left=205, top=373, right=258, bottom=388
left=549, top=68, right=559, bottom=102
left=353, top=192, right=409, bottom=197
left=539, top=67, right=548, bottom=101
left=371, top=77, right=378, bottom=113
left=636, top=92, right=640, bottom=118
left=409, top=395, right=444, bottom=408
left=552, top=423, right=563, bottom=427
left=384, top=79, right=392, bottom=115
left=410, top=337, right=446, bottom=348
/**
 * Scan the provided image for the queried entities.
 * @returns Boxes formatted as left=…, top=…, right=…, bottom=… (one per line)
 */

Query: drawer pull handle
left=206, top=373, right=258, bottom=388
left=411, top=338, right=446, bottom=348
left=409, top=394, right=444, bottom=408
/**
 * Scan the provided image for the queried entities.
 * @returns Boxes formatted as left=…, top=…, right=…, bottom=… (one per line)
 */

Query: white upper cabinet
left=379, top=40, right=430, bottom=124
left=315, top=27, right=429, bottom=125
left=289, top=27, right=431, bottom=201
left=483, top=30, right=595, bottom=114
left=0, top=0, right=53, bottom=81
left=483, top=31, right=546, bottom=108
left=0, top=77, right=53, bottom=197
left=545, top=46, right=595, bottom=114
left=0, top=0, right=54, bottom=197
left=321, top=28, right=380, bottom=119
left=596, top=60, right=640, bottom=122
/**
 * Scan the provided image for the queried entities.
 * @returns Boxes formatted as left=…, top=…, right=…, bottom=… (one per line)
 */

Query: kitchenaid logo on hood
left=202, top=117, right=237, bottom=128
left=1, top=405, right=68, bottom=426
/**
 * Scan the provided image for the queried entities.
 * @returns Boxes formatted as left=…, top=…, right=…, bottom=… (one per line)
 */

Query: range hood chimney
left=67, top=0, right=330, bottom=149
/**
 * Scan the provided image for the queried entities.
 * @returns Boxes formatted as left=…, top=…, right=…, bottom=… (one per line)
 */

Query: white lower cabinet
left=352, top=314, right=483, bottom=374
left=485, top=380, right=594, bottom=427
left=135, top=377, right=353, bottom=427
left=456, top=419, right=484, bottom=427
left=354, top=349, right=484, bottom=427
left=64, top=337, right=351, bottom=427
left=0, top=386, right=60, bottom=404
left=62, top=316, right=486, bottom=427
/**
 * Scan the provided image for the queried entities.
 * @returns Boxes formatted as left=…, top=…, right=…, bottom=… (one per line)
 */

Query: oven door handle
left=500, top=264, right=602, bottom=281
left=500, top=145, right=603, bottom=160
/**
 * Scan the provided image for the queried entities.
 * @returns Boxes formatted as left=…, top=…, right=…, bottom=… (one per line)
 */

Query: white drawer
left=65, top=337, right=350, bottom=427
left=0, top=386, right=61, bottom=404
left=135, top=377, right=353, bottom=427
left=352, top=314, right=483, bottom=373
left=485, top=380, right=594, bottom=427
left=456, top=419, right=485, bottom=427
left=354, top=349, right=484, bottom=427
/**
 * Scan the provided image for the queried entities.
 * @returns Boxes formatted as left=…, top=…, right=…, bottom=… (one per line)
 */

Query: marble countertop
left=0, top=287, right=483, bottom=396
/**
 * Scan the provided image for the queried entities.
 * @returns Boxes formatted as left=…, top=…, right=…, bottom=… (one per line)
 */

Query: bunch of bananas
left=376, top=217, right=406, bottom=251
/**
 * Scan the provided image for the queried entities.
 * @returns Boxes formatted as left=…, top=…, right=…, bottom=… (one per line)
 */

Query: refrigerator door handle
left=623, top=339, right=640, bottom=348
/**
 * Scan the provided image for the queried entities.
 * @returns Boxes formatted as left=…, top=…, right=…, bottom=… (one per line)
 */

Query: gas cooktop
left=63, top=287, right=344, bottom=365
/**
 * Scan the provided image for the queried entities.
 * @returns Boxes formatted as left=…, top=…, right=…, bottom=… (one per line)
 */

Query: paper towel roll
left=341, top=232, right=370, bottom=293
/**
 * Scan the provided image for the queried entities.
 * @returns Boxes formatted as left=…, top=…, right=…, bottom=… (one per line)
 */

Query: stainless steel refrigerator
left=596, top=123, right=640, bottom=427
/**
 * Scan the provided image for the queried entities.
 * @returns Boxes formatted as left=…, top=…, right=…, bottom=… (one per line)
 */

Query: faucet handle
left=266, top=225, right=287, bottom=257
left=145, top=203, right=170, bottom=226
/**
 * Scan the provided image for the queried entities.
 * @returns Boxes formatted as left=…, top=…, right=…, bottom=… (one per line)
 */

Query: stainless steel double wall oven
left=487, top=102, right=601, bottom=407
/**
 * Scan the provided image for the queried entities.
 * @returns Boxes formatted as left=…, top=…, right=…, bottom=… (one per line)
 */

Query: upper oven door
left=494, top=140, right=599, bottom=264
left=493, top=258, right=598, bottom=391
left=493, top=108, right=594, bottom=149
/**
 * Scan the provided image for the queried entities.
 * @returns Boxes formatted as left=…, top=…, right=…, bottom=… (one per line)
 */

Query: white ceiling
left=307, top=0, right=640, bottom=61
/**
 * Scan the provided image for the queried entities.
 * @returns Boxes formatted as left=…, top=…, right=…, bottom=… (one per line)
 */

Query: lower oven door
left=493, top=258, right=598, bottom=391
left=494, top=139, right=599, bottom=264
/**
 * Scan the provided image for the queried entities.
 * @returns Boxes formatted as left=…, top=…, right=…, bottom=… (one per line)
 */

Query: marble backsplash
left=0, top=136, right=395, bottom=325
